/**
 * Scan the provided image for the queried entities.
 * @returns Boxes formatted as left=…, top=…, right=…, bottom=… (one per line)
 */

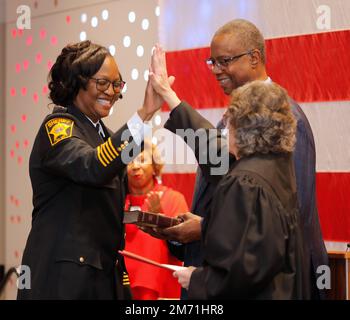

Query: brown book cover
left=123, top=210, right=183, bottom=228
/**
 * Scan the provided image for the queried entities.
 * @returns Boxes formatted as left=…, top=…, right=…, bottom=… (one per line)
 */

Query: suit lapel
left=191, top=118, right=226, bottom=212
left=191, top=168, right=208, bottom=212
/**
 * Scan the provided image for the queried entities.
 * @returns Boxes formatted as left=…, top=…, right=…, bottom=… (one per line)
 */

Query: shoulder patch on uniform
left=45, top=117, right=74, bottom=146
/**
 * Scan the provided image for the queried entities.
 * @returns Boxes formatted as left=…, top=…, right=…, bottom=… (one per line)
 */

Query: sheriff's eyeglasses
left=90, top=78, right=126, bottom=93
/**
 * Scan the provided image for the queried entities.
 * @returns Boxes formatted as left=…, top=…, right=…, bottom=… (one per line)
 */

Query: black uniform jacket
left=189, top=153, right=309, bottom=299
left=18, top=105, right=139, bottom=299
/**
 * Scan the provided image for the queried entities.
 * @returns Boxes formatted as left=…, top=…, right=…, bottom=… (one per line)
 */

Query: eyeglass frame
left=206, top=49, right=255, bottom=70
left=90, top=77, right=126, bottom=94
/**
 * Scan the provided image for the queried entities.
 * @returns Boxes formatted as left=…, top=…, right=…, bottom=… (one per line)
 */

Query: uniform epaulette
left=52, top=105, right=68, bottom=114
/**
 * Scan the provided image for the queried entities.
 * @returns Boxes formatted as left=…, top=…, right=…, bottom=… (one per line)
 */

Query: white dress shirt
left=86, top=112, right=151, bottom=146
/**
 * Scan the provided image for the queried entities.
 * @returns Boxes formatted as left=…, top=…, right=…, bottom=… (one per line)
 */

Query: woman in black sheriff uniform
left=17, top=40, right=160, bottom=299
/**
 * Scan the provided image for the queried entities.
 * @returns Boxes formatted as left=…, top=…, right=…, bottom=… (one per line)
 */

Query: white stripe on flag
left=158, top=101, right=350, bottom=173
left=159, top=0, right=350, bottom=51
left=301, top=101, right=350, bottom=172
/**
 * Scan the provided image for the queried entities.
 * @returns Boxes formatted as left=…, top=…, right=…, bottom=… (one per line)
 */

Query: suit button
left=79, top=257, right=85, bottom=263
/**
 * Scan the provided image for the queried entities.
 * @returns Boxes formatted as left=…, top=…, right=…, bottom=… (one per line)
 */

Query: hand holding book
left=126, top=211, right=203, bottom=244
left=123, top=210, right=183, bottom=228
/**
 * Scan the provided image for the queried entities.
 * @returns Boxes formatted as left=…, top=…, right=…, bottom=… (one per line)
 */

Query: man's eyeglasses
left=206, top=50, right=254, bottom=71
left=90, top=78, right=126, bottom=94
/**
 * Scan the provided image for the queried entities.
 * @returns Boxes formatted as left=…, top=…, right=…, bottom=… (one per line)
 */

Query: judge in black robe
left=173, top=81, right=310, bottom=299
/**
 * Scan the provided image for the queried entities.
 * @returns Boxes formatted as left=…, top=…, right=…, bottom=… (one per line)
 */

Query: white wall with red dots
left=2, top=0, right=159, bottom=299
left=0, top=0, right=6, bottom=295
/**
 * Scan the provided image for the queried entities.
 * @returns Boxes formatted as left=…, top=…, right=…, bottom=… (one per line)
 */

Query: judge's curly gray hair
left=226, top=81, right=296, bottom=158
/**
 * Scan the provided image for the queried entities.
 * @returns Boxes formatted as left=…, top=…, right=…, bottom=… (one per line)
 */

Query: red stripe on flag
left=266, top=30, right=350, bottom=103
left=165, top=47, right=229, bottom=110
left=161, top=172, right=350, bottom=242
left=165, top=30, right=350, bottom=109
left=316, top=172, right=350, bottom=242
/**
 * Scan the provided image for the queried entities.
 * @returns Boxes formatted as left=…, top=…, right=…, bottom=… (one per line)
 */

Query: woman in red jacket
left=124, top=141, right=189, bottom=300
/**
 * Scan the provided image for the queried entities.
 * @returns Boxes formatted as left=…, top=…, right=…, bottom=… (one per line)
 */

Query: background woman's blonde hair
left=142, top=139, right=164, bottom=177
left=226, top=81, right=297, bottom=158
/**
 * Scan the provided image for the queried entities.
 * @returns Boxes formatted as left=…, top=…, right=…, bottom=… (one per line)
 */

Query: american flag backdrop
left=156, top=0, right=350, bottom=242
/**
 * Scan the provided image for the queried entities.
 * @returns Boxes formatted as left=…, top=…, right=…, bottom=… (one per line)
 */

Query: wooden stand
left=327, top=250, right=350, bottom=300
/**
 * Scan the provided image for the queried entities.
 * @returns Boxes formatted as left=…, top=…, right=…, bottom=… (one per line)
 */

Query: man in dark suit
left=148, top=19, right=328, bottom=299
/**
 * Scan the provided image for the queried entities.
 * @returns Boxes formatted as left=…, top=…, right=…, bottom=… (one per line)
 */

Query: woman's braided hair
left=48, top=40, right=110, bottom=106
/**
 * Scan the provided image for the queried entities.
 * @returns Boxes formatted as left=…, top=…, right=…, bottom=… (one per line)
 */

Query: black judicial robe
left=166, top=101, right=326, bottom=299
left=188, top=153, right=309, bottom=299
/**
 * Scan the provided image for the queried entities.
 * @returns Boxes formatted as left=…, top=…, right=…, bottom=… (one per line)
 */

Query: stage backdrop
left=3, top=0, right=350, bottom=300
left=4, top=0, right=159, bottom=299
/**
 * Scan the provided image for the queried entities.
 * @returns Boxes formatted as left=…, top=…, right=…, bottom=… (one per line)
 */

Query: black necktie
left=95, top=122, right=105, bottom=140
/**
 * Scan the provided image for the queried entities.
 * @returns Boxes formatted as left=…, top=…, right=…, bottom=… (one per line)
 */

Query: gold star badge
left=45, top=117, right=74, bottom=146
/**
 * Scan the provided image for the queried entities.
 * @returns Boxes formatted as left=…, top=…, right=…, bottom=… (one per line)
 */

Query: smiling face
left=74, top=55, right=121, bottom=122
left=127, top=151, right=155, bottom=194
left=210, top=33, right=256, bottom=95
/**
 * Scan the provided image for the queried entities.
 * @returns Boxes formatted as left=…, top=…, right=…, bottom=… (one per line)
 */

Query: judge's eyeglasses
left=206, top=50, right=254, bottom=71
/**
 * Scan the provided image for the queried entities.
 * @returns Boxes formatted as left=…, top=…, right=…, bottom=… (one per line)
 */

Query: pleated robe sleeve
left=188, top=172, right=292, bottom=299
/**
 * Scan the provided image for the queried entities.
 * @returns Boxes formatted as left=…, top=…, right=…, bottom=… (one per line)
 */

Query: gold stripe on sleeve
left=97, top=146, right=107, bottom=167
left=99, top=145, right=110, bottom=165
left=104, top=141, right=116, bottom=160
left=107, top=137, right=119, bottom=157
left=101, top=143, right=113, bottom=162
